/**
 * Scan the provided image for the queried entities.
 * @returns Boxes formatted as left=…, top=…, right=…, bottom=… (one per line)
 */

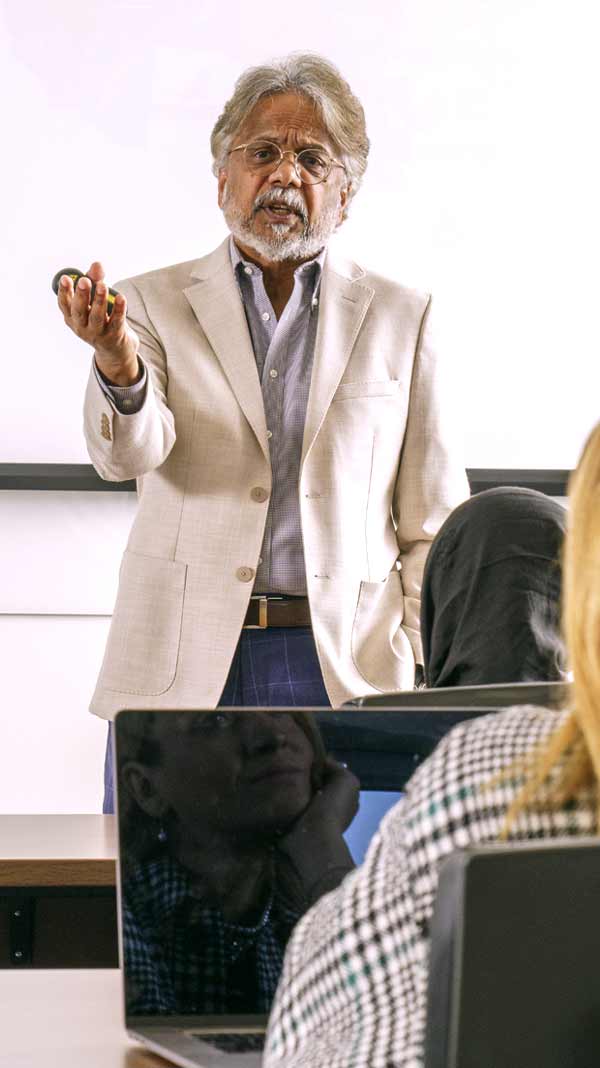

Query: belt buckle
left=246, top=595, right=268, bottom=629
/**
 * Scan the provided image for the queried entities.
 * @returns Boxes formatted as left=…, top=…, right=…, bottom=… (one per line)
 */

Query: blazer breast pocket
left=332, top=379, right=402, bottom=402
left=99, top=550, right=187, bottom=696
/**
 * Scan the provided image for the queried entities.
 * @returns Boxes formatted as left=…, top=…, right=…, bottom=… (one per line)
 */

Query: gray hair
left=210, top=53, right=369, bottom=212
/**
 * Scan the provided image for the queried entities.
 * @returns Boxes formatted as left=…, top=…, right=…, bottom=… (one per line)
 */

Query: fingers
left=87, top=261, right=105, bottom=283
left=323, top=756, right=353, bottom=780
left=88, top=280, right=108, bottom=329
left=56, top=263, right=131, bottom=360
left=57, top=274, right=73, bottom=316
left=323, top=756, right=341, bottom=771
left=70, top=276, right=93, bottom=328
left=100, top=292, right=128, bottom=341
left=57, top=274, right=90, bottom=324
left=319, top=758, right=360, bottom=799
left=110, top=292, right=127, bottom=324
left=56, top=262, right=105, bottom=323
left=57, top=272, right=127, bottom=341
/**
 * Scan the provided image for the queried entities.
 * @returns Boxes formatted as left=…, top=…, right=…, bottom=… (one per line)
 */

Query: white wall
left=0, top=493, right=137, bottom=812
left=2, top=0, right=599, bottom=466
left=1, top=0, right=597, bottom=811
left=0, top=615, right=110, bottom=812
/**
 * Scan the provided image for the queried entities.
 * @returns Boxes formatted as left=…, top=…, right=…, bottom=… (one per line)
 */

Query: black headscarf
left=421, top=487, right=567, bottom=687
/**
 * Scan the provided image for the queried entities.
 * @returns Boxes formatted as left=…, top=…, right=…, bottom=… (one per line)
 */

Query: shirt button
left=312, top=297, right=319, bottom=307
left=269, top=369, right=278, bottom=379
left=250, top=486, right=269, bottom=503
left=236, top=566, right=255, bottom=582
left=244, top=266, right=253, bottom=275
left=261, top=311, right=270, bottom=322
left=266, top=430, right=272, bottom=439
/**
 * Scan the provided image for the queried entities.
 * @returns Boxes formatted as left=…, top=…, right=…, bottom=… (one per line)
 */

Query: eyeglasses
left=228, top=139, right=346, bottom=186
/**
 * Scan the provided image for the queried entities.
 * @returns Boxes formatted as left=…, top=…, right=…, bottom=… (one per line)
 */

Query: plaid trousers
left=103, top=626, right=329, bottom=813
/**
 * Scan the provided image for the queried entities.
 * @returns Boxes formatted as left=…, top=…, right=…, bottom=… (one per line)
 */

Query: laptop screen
left=114, top=706, right=479, bottom=1022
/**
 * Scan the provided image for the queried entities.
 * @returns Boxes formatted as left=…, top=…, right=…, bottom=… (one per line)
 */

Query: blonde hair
left=210, top=53, right=369, bottom=217
left=503, top=422, right=600, bottom=833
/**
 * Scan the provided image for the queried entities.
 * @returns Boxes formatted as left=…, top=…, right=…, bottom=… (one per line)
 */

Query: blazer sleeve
left=393, top=296, right=470, bottom=664
left=83, top=277, right=176, bottom=481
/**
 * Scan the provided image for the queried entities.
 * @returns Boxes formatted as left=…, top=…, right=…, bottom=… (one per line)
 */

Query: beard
left=222, top=185, right=341, bottom=262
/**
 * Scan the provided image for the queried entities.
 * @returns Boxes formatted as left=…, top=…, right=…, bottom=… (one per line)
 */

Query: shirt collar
left=127, top=852, right=276, bottom=935
left=229, top=236, right=325, bottom=293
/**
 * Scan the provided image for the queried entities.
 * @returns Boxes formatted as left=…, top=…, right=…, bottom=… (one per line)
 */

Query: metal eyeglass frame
left=228, top=139, right=346, bottom=185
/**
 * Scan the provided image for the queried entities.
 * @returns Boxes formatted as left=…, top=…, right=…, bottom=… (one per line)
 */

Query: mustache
left=252, top=188, right=308, bottom=224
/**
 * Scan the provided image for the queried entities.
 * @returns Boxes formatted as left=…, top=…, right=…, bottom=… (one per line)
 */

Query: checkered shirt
left=123, top=853, right=300, bottom=1016
left=264, top=705, right=596, bottom=1067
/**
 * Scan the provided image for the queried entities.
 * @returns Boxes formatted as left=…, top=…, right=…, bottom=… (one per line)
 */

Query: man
left=57, top=54, right=469, bottom=810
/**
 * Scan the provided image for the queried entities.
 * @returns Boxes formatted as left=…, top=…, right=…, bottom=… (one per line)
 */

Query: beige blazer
left=84, top=238, right=469, bottom=719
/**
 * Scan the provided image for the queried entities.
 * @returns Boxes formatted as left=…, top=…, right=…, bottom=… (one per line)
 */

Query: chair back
left=424, top=839, right=600, bottom=1068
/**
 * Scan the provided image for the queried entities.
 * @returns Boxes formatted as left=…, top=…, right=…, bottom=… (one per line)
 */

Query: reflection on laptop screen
left=114, top=707, right=475, bottom=1023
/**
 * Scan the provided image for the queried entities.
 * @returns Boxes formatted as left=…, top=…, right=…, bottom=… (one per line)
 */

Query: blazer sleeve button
left=236, top=566, right=255, bottom=582
left=250, top=487, right=270, bottom=503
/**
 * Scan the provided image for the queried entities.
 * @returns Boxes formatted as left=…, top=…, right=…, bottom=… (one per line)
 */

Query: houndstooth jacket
left=264, top=705, right=596, bottom=1068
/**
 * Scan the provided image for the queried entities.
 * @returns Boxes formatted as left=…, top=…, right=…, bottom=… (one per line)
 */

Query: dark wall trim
left=0, top=464, right=136, bottom=492
left=0, top=464, right=570, bottom=496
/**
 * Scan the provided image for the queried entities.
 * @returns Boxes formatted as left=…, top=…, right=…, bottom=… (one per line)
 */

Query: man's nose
left=242, top=712, right=287, bottom=754
left=267, top=156, right=303, bottom=188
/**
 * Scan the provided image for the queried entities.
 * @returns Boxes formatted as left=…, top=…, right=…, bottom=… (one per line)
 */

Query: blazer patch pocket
left=351, top=570, right=415, bottom=692
left=332, top=379, right=401, bottom=402
left=99, top=551, right=187, bottom=696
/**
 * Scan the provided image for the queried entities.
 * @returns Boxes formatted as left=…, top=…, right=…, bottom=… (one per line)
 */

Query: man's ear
left=121, top=762, right=169, bottom=820
left=217, top=170, right=228, bottom=209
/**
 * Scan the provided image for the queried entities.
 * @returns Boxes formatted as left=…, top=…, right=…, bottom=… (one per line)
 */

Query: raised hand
left=57, top=261, right=141, bottom=386
left=276, top=758, right=359, bottom=907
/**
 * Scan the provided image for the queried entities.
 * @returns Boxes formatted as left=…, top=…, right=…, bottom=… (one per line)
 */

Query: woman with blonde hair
left=264, top=424, right=600, bottom=1068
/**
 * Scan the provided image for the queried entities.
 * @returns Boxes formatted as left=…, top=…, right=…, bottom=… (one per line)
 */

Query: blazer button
left=250, top=487, right=269, bottom=503
left=236, top=566, right=255, bottom=582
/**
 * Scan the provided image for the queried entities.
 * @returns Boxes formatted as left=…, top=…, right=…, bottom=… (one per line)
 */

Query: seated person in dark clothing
left=117, top=709, right=359, bottom=1014
left=420, top=486, right=567, bottom=687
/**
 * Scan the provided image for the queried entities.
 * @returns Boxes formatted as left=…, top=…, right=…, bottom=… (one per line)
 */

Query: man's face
left=217, top=92, right=348, bottom=264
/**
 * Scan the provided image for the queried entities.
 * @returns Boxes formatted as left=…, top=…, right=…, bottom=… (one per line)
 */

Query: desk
left=0, top=969, right=172, bottom=1067
left=0, top=815, right=118, bottom=967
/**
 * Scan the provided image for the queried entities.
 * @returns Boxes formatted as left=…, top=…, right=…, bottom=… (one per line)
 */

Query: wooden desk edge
left=0, top=859, right=116, bottom=887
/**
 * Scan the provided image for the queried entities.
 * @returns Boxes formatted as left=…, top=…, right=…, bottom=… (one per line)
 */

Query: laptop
left=424, top=839, right=600, bottom=1068
left=343, top=679, right=571, bottom=710
left=113, top=704, right=502, bottom=1067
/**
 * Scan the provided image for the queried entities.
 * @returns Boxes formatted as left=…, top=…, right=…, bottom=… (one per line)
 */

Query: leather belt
left=243, top=596, right=311, bottom=629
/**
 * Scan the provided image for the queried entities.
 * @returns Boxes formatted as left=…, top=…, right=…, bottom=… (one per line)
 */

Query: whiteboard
left=1, top=0, right=598, bottom=468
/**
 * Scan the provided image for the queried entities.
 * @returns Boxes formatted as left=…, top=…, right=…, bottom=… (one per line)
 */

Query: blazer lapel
left=183, top=242, right=269, bottom=461
left=301, top=255, right=374, bottom=466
